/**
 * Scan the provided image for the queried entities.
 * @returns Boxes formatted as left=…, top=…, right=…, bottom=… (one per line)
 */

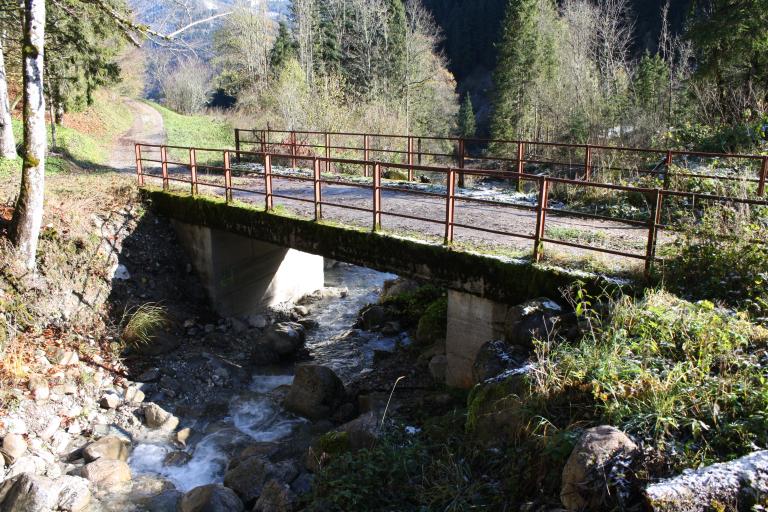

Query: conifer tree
left=270, top=21, right=298, bottom=73
left=458, top=92, right=476, bottom=138
left=386, top=0, right=407, bottom=85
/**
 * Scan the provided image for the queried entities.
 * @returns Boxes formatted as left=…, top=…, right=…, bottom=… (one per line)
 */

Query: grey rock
left=145, top=489, right=183, bottom=511
left=137, top=368, right=161, bottom=382
left=55, top=475, right=91, bottom=511
left=284, top=365, right=346, bottom=421
left=27, top=375, right=49, bottom=401
left=359, top=305, right=388, bottom=330
left=99, top=393, right=120, bottom=409
left=2, top=433, right=28, bottom=463
left=180, top=484, right=244, bottom=512
left=247, top=314, right=269, bottom=329
left=505, top=298, right=563, bottom=349
left=265, top=322, right=306, bottom=357
left=252, top=479, right=296, bottom=512
left=0, top=473, right=58, bottom=512
left=290, top=472, right=314, bottom=496
left=143, top=403, right=180, bottom=431
left=82, top=459, right=132, bottom=487
left=428, top=354, right=448, bottom=383
left=164, top=450, right=192, bottom=467
left=472, top=340, right=530, bottom=383
left=223, top=455, right=274, bottom=503
left=83, top=436, right=130, bottom=462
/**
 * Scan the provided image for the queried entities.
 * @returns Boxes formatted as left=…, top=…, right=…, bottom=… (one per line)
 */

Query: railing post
left=313, top=157, right=322, bottom=221
left=290, top=130, right=297, bottom=168
left=160, top=145, right=169, bottom=191
left=444, top=168, right=456, bottom=244
left=407, top=136, right=414, bottom=181
left=584, top=144, right=592, bottom=181
left=234, top=129, right=241, bottom=163
left=363, top=134, right=370, bottom=177
left=223, top=150, right=232, bottom=203
left=325, top=132, right=331, bottom=174
left=135, top=144, right=144, bottom=187
left=758, top=156, right=767, bottom=197
left=417, top=137, right=422, bottom=166
left=533, top=177, right=549, bottom=262
left=663, top=150, right=673, bottom=190
left=458, top=138, right=466, bottom=188
left=372, top=162, right=382, bottom=231
left=644, top=188, right=663, bottom=277
left=189, top=148, right=198, bottom=196
left=516, top=142, right=525, bottom=193
left=264, top=153, right=274, bottom=211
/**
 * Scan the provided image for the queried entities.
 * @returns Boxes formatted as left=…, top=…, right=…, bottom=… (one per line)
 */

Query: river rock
left=82, top=459, right=132, bottom=487
left=0, top=473, right=58, bottom=512
left=267, top=322, right=306, bottom=356
left=28, top=375, right=50, bottom=401
left=504, top=298, right=563, bottom=348
left=124, top=385, right=146, bottom=403
left=560, top=425, right=638, bottom=511
left=2, top=433, right=28, bottom=463
left=52, top=349, right=79, bottom=366
left=145, top=489, right=183, bottom=512
left=247, top=314, right=269, bottom=329
left=180, top=484, right=244, bottom=512
left=380, top=278, right=420, bottom=300
left=306, top=412, right=380, bottom=472
left=223, top=455, right=274, bottom=503
left=164, top=450, right=192, bottom=467
left=359, top=305, right=388, bottom=330
left=472, top=340, right=530, bottom=383
left=252, top=479, right=296, bottom=512
left=55, top=475, right=91, bottom=511
left=143, top=403, right=180, bottom=431
left=100, top=393, right=120, bottom=409
left=428, top=354, right=448, bottom=383
left=83, top=436, right=130, bottom=462
left=644, top=450, right=768, bottom=511
left=284, top=364, right=346, bottom=421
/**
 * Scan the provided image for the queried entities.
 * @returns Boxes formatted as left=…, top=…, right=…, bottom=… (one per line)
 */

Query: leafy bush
left=661, top=206, right=768, bottom=322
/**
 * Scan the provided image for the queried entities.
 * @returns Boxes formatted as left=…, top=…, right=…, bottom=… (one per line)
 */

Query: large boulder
left=472, top=340, right=530, bottom=383
left=560, top=425, right=638, bottom=511
left=306, top=411, right=380, bottom=472
left=83, top=436, right=130, bottom=462
left=179, top=484, right=244, bottom=512
left=644, top=450, right=768, bottom=512
left=223, top=455, right=274, bottom=504
left=252, top=322, right=306, bottom=364
left=504, top=298, right=563, bottom=349
left=358, top=305, right=389, bottom=330
left=143, top=403, right=180, bottom=431
left=284, top=365, right=346, bottom=421
left=465, top=369, right=532, bottom=444
left=253, top=479, right=296, bottom=512
left=82, top=459, right=132, bottom=487
left=0, top=473, right=91, bottom=512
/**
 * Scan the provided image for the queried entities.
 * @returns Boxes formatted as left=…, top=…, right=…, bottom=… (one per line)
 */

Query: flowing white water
left=129, top=263, right=399, bottom=492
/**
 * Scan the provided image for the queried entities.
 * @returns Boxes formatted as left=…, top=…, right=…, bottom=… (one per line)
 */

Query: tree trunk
left=11, top=0, right=47, bottom=271
left=0, top=30, right=17, bottom=159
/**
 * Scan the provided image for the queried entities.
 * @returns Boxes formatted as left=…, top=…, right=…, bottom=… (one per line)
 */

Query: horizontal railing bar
left=540, top=237, right=647, bottom=260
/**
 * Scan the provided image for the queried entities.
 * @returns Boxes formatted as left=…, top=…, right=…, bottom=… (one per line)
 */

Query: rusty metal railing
left=135, top=142, right=768, bottom=277
left=235, top=128, right=768, bottom=196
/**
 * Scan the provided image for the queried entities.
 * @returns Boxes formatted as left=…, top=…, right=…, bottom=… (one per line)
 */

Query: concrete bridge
left=144, top=189, right=612, bottom=388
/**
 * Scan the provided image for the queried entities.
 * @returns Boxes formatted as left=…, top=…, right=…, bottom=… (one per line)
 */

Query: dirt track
left=108, top=99, right=165, bottom=172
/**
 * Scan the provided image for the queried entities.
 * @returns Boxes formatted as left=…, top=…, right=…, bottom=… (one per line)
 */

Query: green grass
left=147, top=101, right=234, bottom=164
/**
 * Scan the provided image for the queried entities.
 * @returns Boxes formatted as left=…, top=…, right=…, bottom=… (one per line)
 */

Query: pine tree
left=386, top=0, right=408, bottom=85
left=490, top=0, right=543, bottom=142
left=458, top=92, right=476, bottom=138
left=270, top=21, right=298, bottom=72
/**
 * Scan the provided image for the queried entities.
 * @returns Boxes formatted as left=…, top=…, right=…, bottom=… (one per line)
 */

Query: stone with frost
left=561, top=425, right=638, bottom=511
left=504, top=297, right=563, bottom=349
left=83, top=435, right=130, bottom=462
left=27, top=375, right=49, bottom=401
left=644, top=450, right=768, bottom=512
left=113, top=264, right=130, bottom=280
left=81, top=459, right=132, bottom=486
left=180, top=484, right=244, bottom=512
left=472, top=340, right=529, bottom=383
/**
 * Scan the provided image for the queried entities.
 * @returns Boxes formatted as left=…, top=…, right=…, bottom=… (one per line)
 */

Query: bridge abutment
left=172, top=221, right=324, bottom=317
left=445, top=290, right=511, bottom=388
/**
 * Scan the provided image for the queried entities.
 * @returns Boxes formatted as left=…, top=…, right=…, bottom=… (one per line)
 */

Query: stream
left=126, top=263, right=400, bottom=495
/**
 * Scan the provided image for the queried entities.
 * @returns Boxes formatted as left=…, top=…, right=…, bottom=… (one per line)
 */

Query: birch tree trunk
left=11, top=0, right=46, bottom=271
left=0, top=29, right=17, bottom=159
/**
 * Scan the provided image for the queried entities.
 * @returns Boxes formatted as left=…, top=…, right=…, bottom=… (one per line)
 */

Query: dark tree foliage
left=270, top=21, right=298, bottom=72
left=458, top=92, right=476, bottom=138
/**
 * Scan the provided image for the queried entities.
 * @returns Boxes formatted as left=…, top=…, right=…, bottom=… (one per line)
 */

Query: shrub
left=119, top=303, right=168, bottom=350
left=661, top=205, right=768, bottom=322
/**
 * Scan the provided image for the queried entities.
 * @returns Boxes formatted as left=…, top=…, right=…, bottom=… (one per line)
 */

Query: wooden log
left=644, top=450, right=768, bottom=512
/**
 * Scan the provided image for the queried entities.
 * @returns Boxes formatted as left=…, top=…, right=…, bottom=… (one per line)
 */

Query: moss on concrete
left=142, top=189, right=634, bottom=305
left=415, top=297, right=448, bottom=345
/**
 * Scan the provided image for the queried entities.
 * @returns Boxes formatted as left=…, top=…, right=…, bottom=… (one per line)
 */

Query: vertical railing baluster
left=516, top=142, right=525, bottom=193
left=363, top=134, right=370, bottom=177
left=663, top=150, right=673, bottom=190
left=444, top=168, right=456, bottom=244
left=189, top=148, right=197, bottom=196
left=234, top=129, right=241, bottom=163
left=373, top=162, right=382, bottom=231
left=223, top=151, right=232, bottom=203
left=645, top=188, right=663, bottom=277
left=407, top=136, right=414, bottom=182
left=290, top=130, right=297, bottom=168
left=313, top=157, right=322, bottom=221
left=135, top=144, right=144, bottom=187
left=533, top=177, right=549, bottom=262
left=264, top=153, right=273, bottom=211
left=458, top=138, right=466, bottom=188
left=160, top=145, right=169, bottom=191
left=758, top=156, right=767, bottom=196
left=584, top=144, right=592, bottom=181
left=325, top=132, right=331, bottom=174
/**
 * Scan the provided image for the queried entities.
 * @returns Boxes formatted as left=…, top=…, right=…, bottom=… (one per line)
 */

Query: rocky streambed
left=0, top=262, right=415, bottom=511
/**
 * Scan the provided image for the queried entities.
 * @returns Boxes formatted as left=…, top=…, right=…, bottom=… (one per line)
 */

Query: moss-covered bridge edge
left=142, top=189, right=633, bottom=305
